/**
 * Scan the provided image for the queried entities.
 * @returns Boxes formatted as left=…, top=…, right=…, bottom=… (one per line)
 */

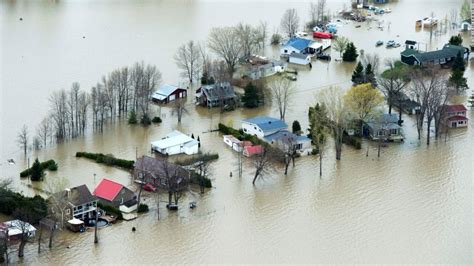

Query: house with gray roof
left=152, top=84, right=187, bottom=104
left=50, top=185, right=97, bottom=223
left=366, top=114, right=404, bottom=142
left=195, top=82, right=237, bottom=108
left=401, top=43, right=470, bottom=66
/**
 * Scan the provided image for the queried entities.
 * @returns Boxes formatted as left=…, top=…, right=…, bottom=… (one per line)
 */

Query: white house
left=0, top=220, right=37, bottom=240
left=151, top=130, right=199, bottom=155
left=289, top=53, right=311, bottom=65
left=241, top=116, right=288, bottom=139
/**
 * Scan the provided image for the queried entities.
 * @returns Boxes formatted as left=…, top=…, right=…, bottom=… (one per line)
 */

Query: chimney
left=65, top=188, right=71, bottom=198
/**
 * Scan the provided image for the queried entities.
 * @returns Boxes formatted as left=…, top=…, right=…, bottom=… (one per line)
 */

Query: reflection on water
left=0, top=0, right=473, bottom=263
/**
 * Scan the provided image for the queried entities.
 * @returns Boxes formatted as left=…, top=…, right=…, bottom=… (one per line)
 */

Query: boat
left=386, top=40, right=396, bottom=48
left=376, top=41, right=384, bottom=47
left=384, top=8, right=391, bottom=13
left=313, top=31, right=333, bottom=39
left=423, top=17, right=438, bottom=27
left=167, top=203, right=178, bottom=210
left=143, top=183, right=157, bottom=192
left=415, top=19, right=423, bottom=28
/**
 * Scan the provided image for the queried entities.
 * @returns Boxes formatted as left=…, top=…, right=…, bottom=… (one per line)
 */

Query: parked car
left=317, top=53, right=331, bottom=61
left=143, top=183, right=157, bottom=192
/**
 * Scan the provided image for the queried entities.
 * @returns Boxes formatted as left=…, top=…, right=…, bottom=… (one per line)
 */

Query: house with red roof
left=93, top=179, right=137, bottom=210
left=443, top=104, right=468, bottom=128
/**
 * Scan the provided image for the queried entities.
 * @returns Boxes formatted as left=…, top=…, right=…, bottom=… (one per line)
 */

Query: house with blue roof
left=280, top=37, right=318, bottom=57
left=365, top=114, right=404, bottom=142
left=241, top=116, right=312, bottom=155
left=152, top=84, right=187, bottom=104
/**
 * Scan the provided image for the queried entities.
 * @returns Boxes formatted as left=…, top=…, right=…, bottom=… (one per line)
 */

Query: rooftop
left=151, top=130, right=198, bottom=150
left=445, top=104, right=467, bottom=113
left=93, top=178, right=124, bottom=202
left=243, top=116, right=288, bottom=133
left=152, top=84, right=182, bottom=100
left=52, top=184, right=96, bottom=206
left=284, top=37, right=313, bottom=51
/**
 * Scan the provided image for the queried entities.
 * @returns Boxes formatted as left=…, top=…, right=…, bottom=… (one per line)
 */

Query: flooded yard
left=1, top=0, right=473, bottom=263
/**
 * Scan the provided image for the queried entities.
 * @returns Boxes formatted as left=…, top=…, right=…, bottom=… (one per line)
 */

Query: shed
left=243, top=145, right=264, bottom=157
left=223, top=135, right=242, bottom=152
left=151, top=130, right=199, bottom=156
left=289, top=53, right=311, bottom=65
left=242, top=116, right=288, bottom=139
left=195, top=82, right=237, bottom=108
left=152, top=84, right=187, bottom=104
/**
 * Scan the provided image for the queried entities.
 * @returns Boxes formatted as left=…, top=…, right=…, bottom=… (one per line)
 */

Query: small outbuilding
left=444, top=104, right=468, bottom=128
left=195, top=82, right=237, bottom=108
left=151, top=130, right=199, bottom=156
left=289, top=53, right=312, bottom=65
left=243, top=145, right=263, bottom=157
left=152, top=84, right=187, bottom=104
left=0, top=220, right=36, bottom=241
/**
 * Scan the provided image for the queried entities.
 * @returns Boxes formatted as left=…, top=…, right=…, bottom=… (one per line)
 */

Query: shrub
left=0, top=188, right=48, bottom=224
left=76, top=152, right=135, bottom=170
left=47, top=161, right=58, bottom=171
left=128, top=110, right=138, bottom=124
left=152, top=116, right=162, bottom=123
left=97, top=202, right=123, bottom=220
left=137, top=203, right=149, bottom=213
left=140, top=114, right=151, bottom=125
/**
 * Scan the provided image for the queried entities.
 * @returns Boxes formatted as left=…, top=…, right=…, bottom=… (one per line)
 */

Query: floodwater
left=1, top=0, right=473, bottom=264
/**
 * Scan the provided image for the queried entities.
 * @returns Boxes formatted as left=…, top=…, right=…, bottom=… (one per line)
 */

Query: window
left=295, top=143, right=303, bottom=150
left=254, top=126, right=257, bottom=130
left=243, top=128, right=247, bottom=132
left=66, top=209, right=70, bottom=215
left=378, top=130, right=385, bottom=136
left=458, top=121, right=464, bottom=125
left=390, top=129, right=398, bottom=135
left=284, top=49, right=288, bottom=53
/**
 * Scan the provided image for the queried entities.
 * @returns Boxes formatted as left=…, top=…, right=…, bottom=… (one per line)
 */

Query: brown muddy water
left=1, top=0, right=473, bottom=264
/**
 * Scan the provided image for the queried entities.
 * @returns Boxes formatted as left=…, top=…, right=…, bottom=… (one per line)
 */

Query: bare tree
left=171, top=98, right=188, bottom=123
left=49, top=89, right=68, bottom=141
left=280, top=8, right=300, bottom=37
left=17, top=125, right=29, bottom=155
left=45, top=177, right=70, bottom=229
left=174, top=40, right=202, bottom=83
left=316, top=86, right=348, bottom=160
left=333, top=36, right=350, bottom=58
left=361, top=53, right=380, bottom=74
left=277, top=134, right=299, bottom=175
left=37, top=117, right=52, bottom=148
left=235, top=23, right=260, bottom=60
left=252, top=148, right=272, bottom=185
left=0, top=229, right=8, bottom=264
left=256, top=21, right=268, bottom=52
left=208, top=26, right=243, bottom=76
left=269, top=77, right=295, bottom=121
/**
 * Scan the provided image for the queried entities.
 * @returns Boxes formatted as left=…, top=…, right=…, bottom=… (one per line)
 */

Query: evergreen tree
left=365, top=63, right=377, bottom=87
left=242, top=83, right=260, bottom=108
left=292, top=120, right=301, bottom=134
left=449, top=69, right=469, bottom=92
left=128, top=110, right=137, bottom=124
left=30, top=158, right=44, bottom=181
left=449, top=35, right=463, bottom=46
left=452, top=52, right=465, bottom=72
left=342, top=42, right=358, bottom=62
left=351, top=62, right=364, bottom=85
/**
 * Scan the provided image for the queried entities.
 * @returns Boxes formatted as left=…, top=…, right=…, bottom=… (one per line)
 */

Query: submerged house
left=195, top=82, right=237, bottom=108
left=401, top=42, right=470, bottom=66
left=133, top=156, right=190, bottom=191
left=0, top=220, right=36, bottom=241
left=443, top=104, right=468, bottom=128
left=242, top=59, right=286, bottom=80
left=280, top=37, right=320, bottom=56
left=241, top=116, right=312, bottom=154
left=151, top=84, right=187, bottom=104
left=50, top=185, right=97, bottom=223
left=366, top=114, right=404, bottom=141
left=93, top=178, right=137, bottom=210
left=151, top=130, right=199, bottom=156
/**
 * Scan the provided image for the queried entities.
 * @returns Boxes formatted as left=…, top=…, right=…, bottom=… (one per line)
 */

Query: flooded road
left=1, top=0, right=473, bottom=263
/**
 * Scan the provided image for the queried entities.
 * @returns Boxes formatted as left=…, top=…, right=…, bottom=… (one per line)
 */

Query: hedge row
left=97, top=202, right=123, bottom=220
left=20, top=159, right=58, bottom=177
left=76, top=152, right=135, bottom=169
left=174, top=153, right=219, bottom=166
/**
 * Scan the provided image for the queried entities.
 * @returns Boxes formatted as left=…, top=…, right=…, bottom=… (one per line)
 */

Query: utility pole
left=94, top=207, right=99, bottom=244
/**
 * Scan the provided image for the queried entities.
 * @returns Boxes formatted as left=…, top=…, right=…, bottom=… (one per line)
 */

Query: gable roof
left=53, top=185, right=96, bottom=206
left=284, top=37, right=313, bottom=51
left=401, top=44, right=466, bottom=63
left=201, top=82, right=236, bottom=102
left=133, top=156, right=190, bottom=189
left=447, top=115, right=469, bottom=121
left=151, top=130, right=198, bottom=150
left=243, top=116, right=288, bottom=133
left=244, top=145, right=263, bottom=155
left=152, top=84, right=182, bottom=100
left=93, top=179, right=124, bottom=202
left=444, top=104, right=467, bottom=112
